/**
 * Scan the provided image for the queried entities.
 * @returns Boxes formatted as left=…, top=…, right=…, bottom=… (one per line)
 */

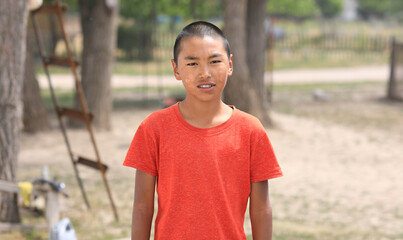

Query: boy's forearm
left=250, top=180, right=273, bottom=240
left=131, top=170, right=156, bottom=240
left=132, top=205, right=154, bottom=240
left=250, top=207, right=273, bottom=240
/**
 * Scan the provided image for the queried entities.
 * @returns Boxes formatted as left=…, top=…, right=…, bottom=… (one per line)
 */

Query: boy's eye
left=187, top=62, right=197, bottom=66
left=211, top=60, right=221, bottom=64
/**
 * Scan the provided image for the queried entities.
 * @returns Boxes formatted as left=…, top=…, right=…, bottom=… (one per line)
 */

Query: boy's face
left=171, top=36, right=233, bottom=104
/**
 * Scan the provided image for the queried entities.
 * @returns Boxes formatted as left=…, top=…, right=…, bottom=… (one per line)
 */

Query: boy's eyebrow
left=184, top=53, right=224, bottom=60
left=209, top=53, right=224, bottom=58
left=184, top=56, right=199, bottom=60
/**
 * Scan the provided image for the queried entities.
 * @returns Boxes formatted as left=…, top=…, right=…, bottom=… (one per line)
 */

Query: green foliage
left=117, top=24, right=154, bottom=61
left=43, top=0, right=78, bottom=12
left=357, top=0, right=392, bottom=19
left=268, top=0, right=320, bottom=19
left=268, top=0, right=343, bottom=19
left=157, top=0, right=222, bottom=20
left=357, top=0, right=403, bottom=19
left=118, top=0, right=223, bottom=61
left=119, top=0, right=157, bottom=61
left=120, top=0, right=157, bottom=23
left=120, top=0, right=222, bottom=21
left=315, top=0, right=342, bottom=18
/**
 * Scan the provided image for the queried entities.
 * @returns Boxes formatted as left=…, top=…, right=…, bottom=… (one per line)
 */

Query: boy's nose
left=199, top=64, right=211, bottom=79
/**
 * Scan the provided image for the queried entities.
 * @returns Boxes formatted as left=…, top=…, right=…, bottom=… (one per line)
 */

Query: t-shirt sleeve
left=250, top=132, right=283, bottom=182
left=123, top=122, right=158, bottom=177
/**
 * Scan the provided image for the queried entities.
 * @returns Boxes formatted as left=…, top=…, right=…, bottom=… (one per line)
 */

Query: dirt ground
left=5, top=77, right=403, bottom=240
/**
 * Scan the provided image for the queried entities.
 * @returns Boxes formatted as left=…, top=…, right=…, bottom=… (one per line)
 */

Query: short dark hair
left=173, top=21, right=230, bottom=64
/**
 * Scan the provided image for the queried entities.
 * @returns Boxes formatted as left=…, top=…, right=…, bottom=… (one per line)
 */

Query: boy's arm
left=249, top=180, right=273, bottom=240
left=132, top=169, right=156, bottom=240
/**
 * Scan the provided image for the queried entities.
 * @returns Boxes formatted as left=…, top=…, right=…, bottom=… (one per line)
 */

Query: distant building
left=340, top=0, right=358, bottom=21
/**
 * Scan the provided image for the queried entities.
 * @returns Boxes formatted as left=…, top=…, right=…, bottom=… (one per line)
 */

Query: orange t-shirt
left=124, top=103, right=282, bottom=239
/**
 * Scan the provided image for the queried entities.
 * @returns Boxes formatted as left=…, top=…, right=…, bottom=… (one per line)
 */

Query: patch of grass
left=113, top=61, right=173, bottom=75
left=113, top=98, right=161, bottom=109
left=35, top=65, right=71, bottom=75
left=273, top=51, right=388, bottom=70
left=40, top=88, right=75, bottom=110
left=271, top=81, right=403, bottom=134
left=21, top=229, right=47, bottom=240
left=114, top=86, right=185, bottom=96
left=0, top=232, right=29, bottom=240
left=272, top=80, right=383, bottom=91
left=40, top=86, right=186, bottom=111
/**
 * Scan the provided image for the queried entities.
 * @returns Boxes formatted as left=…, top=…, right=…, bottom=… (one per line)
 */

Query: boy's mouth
left=197, top=84, right=215, bottom=89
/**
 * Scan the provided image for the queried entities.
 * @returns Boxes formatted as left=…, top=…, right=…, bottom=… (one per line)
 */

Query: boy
left=124, top=21, right=282, bottom=239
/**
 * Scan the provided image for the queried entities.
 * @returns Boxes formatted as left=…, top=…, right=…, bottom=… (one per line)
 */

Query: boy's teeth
left=199, top=85, right=212, bottom=88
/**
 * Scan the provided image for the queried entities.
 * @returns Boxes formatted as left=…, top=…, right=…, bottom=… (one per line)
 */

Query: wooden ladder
left=30, top=0, right=118, bottom=221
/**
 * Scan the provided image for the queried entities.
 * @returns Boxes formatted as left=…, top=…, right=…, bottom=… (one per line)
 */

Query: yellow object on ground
left=18, top=182, right=33, bottom=207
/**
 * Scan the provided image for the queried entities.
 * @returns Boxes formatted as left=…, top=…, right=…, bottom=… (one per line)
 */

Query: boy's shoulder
left=234, top=107, right=266, bottom=132
left=141, top=104, right=176, bottom=127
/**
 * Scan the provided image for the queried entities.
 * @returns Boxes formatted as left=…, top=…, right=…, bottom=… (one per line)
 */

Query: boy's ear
left=227, top=54, right=233, bottom=77
left=171, top=59, right=181, bottom=80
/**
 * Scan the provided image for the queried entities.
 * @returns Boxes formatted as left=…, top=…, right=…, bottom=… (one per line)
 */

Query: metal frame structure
left=30, top=0, right=118, bottom=221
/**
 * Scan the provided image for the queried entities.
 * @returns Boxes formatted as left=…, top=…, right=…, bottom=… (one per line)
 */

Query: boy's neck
left=178, top=99, right=233, bottom=128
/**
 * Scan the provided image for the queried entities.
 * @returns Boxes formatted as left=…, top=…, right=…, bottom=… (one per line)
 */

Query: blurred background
left=30, top=0, right=403, bottom=113
left=1, top=0, right=403, bottom=239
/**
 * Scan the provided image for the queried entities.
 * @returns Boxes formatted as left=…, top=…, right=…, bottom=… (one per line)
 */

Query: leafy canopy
left=315, top=0, right=342, bottom=18
left=120, top=0, right=222, bottom=21
left=268, top=0, right=320, bottom=19
left=357, top=0, right=403, bottom=19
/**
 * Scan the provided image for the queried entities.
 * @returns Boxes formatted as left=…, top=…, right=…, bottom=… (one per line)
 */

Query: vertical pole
left=266, top=15, right=275, bottom=104
left=388, top=37, right=396, bottom=99
left=43, top=166, right=60, bottom=232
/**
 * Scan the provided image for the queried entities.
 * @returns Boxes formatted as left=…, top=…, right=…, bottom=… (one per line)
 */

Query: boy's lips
left=197, top=82, right=216, bottom=89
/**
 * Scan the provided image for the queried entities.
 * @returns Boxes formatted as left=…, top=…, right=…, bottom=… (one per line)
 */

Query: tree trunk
left=223, top=0, right=251, bottom=111
left=223, top=0, right=271, bottom=126
left=247, top=0, right=268, bottom=103
left=78, top=0, right=118, bottom=130
left=23, top=25, right=51, bottom=133
left=0, top=0, right=28, bottom=223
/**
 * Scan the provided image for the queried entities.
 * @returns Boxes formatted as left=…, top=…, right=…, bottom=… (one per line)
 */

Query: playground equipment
left=0, top=167, right=69, bottom=231
left=30, top=0, right=118, bottom=221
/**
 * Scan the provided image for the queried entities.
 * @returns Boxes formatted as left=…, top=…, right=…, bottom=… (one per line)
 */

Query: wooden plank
left=58, top=108, right=93, bottom=122
left=44, top=56, right=79, bottom=68
left=76, top=156, right=108, bottom=172
left=0, top=180, right=19, bottom=193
